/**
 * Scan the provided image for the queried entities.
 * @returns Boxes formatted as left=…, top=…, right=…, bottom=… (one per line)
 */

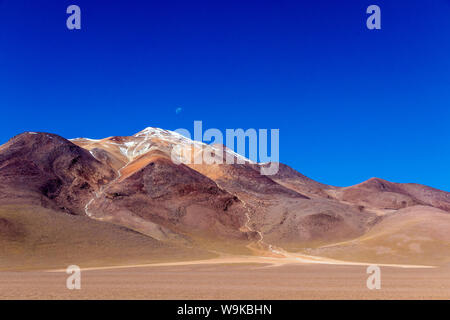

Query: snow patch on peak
left=134, top=127, right=171, bottom=137
left=134, top=127, right=256, bottom=163
left=72, top=127, right=255, bottom=165
left=134, top=127, right=203, bottom=146
left=70, top=137, right=101, bottom=142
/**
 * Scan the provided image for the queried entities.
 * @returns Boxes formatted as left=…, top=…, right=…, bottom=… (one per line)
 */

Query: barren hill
left=0, top=128, right=448, bottom=268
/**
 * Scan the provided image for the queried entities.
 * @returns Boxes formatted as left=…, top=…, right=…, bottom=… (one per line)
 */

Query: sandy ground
left=46, top=252, right=434, bottom=272
left=1, top=257, right=449, bottom=299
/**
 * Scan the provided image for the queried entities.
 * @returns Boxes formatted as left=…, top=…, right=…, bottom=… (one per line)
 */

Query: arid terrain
left=0, top=128, right=449, bottom=299
left=1, top=262, right=449, bottom=300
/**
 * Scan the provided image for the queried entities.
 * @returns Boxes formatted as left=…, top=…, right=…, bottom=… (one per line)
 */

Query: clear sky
left=1, top=0, right=449, bottom=191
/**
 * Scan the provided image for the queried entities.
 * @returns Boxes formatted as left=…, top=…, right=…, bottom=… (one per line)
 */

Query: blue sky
left=0, top=0, right=449, bottom=191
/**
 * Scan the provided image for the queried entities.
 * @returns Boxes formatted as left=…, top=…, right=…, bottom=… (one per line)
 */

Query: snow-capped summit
left=71, top=127, right=254, bottom=167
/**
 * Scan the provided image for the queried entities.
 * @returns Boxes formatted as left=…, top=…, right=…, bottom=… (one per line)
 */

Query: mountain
left=334, top=177, right=450, bottom=212
left=0, top=132, right=117, bottom=214
left=0, top=127, right=449, bottom=268
left=307, top=205, right=450, bottom=266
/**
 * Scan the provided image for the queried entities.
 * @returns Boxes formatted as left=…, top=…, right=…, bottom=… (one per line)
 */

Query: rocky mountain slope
left=0, top=128, right=449, bottom=268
